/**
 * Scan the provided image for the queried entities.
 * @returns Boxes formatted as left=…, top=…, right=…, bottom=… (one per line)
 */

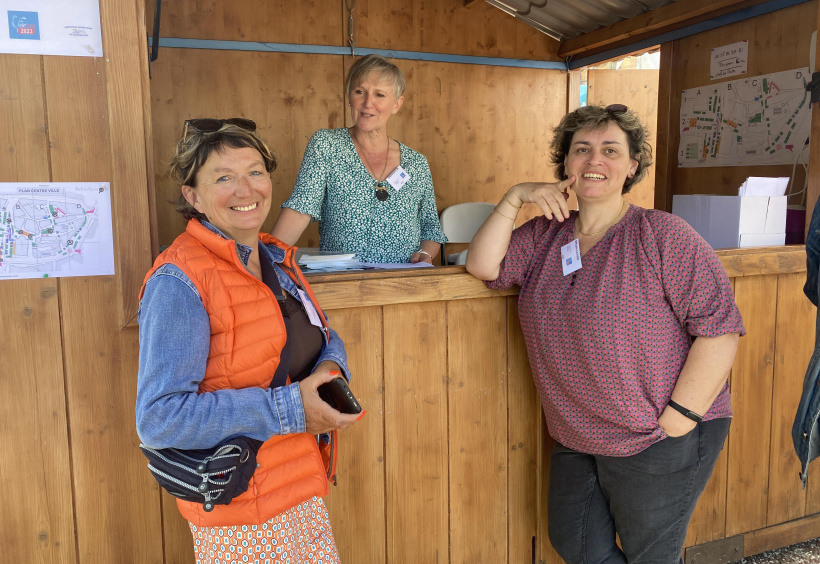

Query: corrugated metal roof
left=485, top=0, right=680, bottom=41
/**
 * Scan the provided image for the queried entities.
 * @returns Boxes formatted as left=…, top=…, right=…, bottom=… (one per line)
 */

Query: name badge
left=296, top=288, right=323, bottom=328
left=561, top=238, right=582, bottom=276
left=386, top=166, right=410, bottom=191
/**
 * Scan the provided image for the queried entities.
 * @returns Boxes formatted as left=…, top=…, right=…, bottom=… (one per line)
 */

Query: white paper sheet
left=738, top=177, right=789, bottom=197
left=1, top=0, right=103, bottom=57
left=0, top=182, right=115, bottom=280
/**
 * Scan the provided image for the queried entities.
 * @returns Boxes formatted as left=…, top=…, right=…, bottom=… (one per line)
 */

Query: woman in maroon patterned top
left=467, top=105, right=744, bottom=564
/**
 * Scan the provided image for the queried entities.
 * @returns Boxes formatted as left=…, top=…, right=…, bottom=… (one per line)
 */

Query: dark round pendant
left=375, top=189, right=389, bottom=201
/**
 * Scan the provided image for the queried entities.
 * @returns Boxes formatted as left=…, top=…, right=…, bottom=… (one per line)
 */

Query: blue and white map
left=0, top=183, right=114, bottom=280
left=678, top=68, right=811, bottom=167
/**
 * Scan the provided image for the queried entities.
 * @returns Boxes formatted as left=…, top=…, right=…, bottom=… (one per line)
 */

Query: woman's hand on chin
left=508, top=176, right=575, bottom=221
left=298, top=364, right=362, bottom=435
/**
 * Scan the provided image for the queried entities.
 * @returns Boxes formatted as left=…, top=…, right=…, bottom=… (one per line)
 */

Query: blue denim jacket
left=136, top=222, right=350, bottom=450
left=793, top=197, right=820, bottom=486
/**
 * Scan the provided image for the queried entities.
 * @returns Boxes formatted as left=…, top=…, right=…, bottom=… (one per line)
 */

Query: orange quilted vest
left=140, top=219, right=336, bottom=527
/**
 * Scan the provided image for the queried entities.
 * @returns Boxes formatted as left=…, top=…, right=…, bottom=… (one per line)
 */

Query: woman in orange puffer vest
left=136, top=119, right=364, bottom=563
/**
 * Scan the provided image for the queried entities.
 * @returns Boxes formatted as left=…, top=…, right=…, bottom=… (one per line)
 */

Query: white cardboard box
left=671, top=195, right=786, bottom=249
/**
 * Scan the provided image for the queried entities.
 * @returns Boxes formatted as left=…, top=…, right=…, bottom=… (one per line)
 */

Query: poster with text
left=1, top=0, right=102, bottom=57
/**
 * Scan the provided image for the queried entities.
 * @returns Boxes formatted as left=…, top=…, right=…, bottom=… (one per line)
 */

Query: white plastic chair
left=438, top=202, right=498, bottom=265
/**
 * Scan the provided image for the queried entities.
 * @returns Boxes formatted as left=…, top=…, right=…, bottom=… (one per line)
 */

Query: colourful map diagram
left=678, top=67, right=810, bottom=167
left=0, top=183, right=114, bottom=280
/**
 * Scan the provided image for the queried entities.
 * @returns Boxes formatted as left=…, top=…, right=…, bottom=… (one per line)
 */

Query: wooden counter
left=156, top=246, right=818, bottom=563
left=307, top=245, right=817, bottom=563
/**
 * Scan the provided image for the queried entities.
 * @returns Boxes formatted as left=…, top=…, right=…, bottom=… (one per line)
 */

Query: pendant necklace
left=357, top=134, right=391, bottom=201
left=576, top=199, right=628, bottom=237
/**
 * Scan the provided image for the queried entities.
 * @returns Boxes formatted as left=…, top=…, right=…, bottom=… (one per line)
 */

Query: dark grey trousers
left=548, top=418, right=731, bottom=564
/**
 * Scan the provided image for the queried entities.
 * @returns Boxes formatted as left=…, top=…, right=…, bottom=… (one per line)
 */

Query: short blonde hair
left=168, top=122, right=277, bottom=220
left=345, top=54, right=406, bottom=100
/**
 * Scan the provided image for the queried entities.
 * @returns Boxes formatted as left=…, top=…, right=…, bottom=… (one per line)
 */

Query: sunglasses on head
left=606, top=104, right=628, bottom=114
left=184, top=118, right=257, bottom=134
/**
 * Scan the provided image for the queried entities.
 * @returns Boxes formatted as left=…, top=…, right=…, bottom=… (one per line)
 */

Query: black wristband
left=667, top=399, right=703, bottom=423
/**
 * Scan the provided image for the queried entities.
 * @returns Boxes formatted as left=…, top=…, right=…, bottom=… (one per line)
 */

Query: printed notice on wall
left=0, top=183, right=115, bottom=280
left=710, top=40, right=748, bottom=80
left=678, top=67, right=810, bottom=168
left=1, top=0, right=102, bottom=57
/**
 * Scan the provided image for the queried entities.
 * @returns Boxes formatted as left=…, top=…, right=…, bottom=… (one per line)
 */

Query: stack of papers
left=738, top=177, right=788, bottom=197
left=296, top=250, right=436, bottom=272
left=298, top=253, right=360, bottom=271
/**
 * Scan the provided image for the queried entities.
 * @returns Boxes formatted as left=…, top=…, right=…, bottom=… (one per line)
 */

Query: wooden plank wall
left=284, top=261, right=818, bottom=564
left=0, top=1, right=157, bottom=563
left=654, top=0, right=817, bottom=211
left=586, top=68, right=660, bottom=210
left=148, top=0, right=565, bottom=249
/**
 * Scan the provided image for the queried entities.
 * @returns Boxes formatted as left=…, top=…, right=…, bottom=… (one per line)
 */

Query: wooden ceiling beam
left=558, top=0, right=770, bottom=58
left=463, top=0, right=482, bottom=7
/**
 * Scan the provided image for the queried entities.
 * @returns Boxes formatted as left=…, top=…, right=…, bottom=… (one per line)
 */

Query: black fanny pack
left=139, top=259, right=293, bottom=512
left=139, top=437, right=263, bottom=511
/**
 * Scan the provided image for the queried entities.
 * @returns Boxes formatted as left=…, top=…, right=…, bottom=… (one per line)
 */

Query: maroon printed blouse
left=486, top=205, right=745, bottom=456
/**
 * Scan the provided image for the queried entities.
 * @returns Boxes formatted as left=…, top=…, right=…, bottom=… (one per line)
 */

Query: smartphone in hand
left=318, top=377, right=362, bottom=414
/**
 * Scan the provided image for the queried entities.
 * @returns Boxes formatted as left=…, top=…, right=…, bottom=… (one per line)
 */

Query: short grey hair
left=345, top=54, right=406, bottom=100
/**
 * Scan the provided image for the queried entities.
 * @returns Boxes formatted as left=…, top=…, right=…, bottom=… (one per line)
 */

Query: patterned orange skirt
left=188, top=496, right=341, bottom=564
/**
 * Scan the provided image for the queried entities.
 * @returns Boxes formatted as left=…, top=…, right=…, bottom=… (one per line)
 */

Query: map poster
left=678, top=67, right=811, bottom=168
left=0, top=182, right=115, bottom=280
left=1, top=0, right=103, bottom=57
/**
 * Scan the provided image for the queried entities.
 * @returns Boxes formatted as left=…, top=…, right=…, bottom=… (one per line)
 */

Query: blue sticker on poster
left=8, top=11, right=40, bottom=41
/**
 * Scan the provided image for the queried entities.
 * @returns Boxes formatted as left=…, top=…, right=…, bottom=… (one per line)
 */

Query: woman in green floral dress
left=271, top=55, right=446, bottom=264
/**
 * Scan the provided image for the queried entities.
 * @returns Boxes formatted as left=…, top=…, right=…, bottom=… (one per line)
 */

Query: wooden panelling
left=506, top=297, right=541, bottom=563
left=382, top=61, right=567, bottom=229
left=0, top=55, right=48, bottom=180
left=153, top=0, right=341, bottom=45
left=156, top=0, right=559, bottom=60
left=311, top=270, right=516, bottom=310
left=655, top=42, right=676, bottom=212
left=716, top=245, right=807, bottom=278
left=744, top=512, right=820, bottom=557
left=0, top=279, right=76, bottom=563
left=586, top=69, right=660, bottom=209
left=44, top=44, right=160, bottom=561
left=351, top=0, right=559, bottom=60
left=448, top=298, right=508, bottom=563
left=148, top=48, right=345, bottom=248
left=655, top=0, right=816, bottom=206
left=162, top=492, right=195, bottom=564
left=726, top=275, right=778, bottom=536
left=767, top=273, right=815, bottom=524
left=324, top=307, right=387, bottom=563
left=383, top=302, right=449, bottom=562
left=101, top=0, right=155, bottom=326
left=150, top=51, right=568, bottom=248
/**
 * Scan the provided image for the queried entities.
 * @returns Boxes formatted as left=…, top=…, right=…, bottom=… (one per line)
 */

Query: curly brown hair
left=550, top=105, right=653, bottom=194
left=168, top=121, right=277, bottom=220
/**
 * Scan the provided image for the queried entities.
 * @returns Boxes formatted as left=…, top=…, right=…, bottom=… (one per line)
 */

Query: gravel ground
left=740, top=538, right=820, bottom=563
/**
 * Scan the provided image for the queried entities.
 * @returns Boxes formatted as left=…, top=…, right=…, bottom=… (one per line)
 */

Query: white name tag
left=561, top=238, right=582, bottom=276
left=296, top=288, right=323, bottom=328
left=386, top=166, right=410, bottom=191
